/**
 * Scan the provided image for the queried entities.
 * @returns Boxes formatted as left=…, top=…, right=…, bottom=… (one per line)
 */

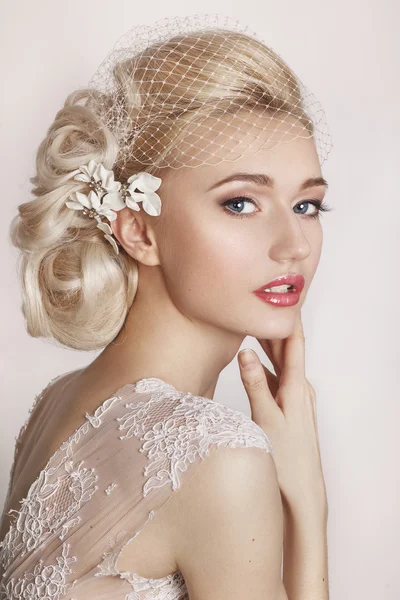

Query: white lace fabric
left=0, top=372, right=274, bottom=599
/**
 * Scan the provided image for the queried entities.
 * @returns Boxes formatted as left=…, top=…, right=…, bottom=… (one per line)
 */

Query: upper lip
left=253, top=274, right=305, bottom=293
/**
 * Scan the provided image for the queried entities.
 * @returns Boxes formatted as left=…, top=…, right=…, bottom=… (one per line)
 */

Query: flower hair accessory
left=65, top=159, right=162, bottom=254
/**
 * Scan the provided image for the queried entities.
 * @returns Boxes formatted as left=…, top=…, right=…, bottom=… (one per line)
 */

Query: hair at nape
left=9, top=18, right=324, bottom=351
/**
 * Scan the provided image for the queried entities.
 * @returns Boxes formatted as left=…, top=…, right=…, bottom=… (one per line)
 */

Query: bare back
left=0, top=370, right=274, bottom=599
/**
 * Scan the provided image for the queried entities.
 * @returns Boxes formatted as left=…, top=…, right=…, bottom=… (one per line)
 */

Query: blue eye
left=293, top=200, right=333, bottom=219
left=220, top=196, right=258, bottom=218
left=220, top=196, right=333, bottom=220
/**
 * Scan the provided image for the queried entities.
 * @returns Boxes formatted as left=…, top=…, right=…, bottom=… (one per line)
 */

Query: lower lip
left=253, top=289, right=302, bottom=306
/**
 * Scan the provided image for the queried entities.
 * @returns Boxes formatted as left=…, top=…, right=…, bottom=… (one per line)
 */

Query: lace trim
left=0, top=458, right=98, bottom=574
left=0, top=376, right=168, bottom=579
left=1, top=375, right=273, bottom=600
left=117, top=381, right=273, bottom=496
left=123, top=571, right=188, bottom=600
left=0, top=377, right=60, bottom=530
left=0, top=371, right=79, bottom=526
left=94, top=514, right=189, bottom=599
left=0, top=542, right=77, bottom=600
left=0, top=392, right=120, bottom=574
left=94, top=377, right=273, bottom=597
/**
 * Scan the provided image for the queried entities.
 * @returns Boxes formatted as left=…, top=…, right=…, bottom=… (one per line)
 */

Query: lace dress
left=0, top=370, right=274, bottom=599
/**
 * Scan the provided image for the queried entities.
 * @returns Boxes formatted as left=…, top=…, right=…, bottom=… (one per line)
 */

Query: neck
left=85, top=264, right=245, bottom=400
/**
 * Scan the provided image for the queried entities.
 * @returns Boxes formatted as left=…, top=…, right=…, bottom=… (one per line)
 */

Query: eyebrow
left=206, top=172, right=329, bottom=192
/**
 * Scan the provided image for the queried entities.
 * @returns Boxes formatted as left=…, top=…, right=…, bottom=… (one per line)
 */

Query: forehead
left=163, top=111, right=321, bottom=194
left=168, top=109, right=316, bottom=169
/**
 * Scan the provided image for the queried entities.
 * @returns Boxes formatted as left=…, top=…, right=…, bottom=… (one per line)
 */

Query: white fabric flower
left=65, top=190, right=125, bottom=221
left=73, top=159, right=122, bottom=199
left=125, top=172, right=162, bottom=216
left=96, top=221, right=120, bottom=254
left=65, top=191, right=121, bottom=254
left=65, top=160, right=162, bottom=255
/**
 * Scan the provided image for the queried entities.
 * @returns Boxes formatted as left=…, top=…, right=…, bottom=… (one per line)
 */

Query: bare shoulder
left=166, top=445, right=286, bottom=600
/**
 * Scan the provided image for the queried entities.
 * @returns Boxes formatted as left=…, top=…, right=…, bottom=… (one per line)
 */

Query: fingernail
left=238, top=349, right=257, bottom=368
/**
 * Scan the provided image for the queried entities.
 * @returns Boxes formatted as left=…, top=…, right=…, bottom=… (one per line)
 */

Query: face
left=129, top=114, right=328, bottom=341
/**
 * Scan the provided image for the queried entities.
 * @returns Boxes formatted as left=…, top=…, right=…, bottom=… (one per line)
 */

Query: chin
left=251, top=312, right=299, bottom=339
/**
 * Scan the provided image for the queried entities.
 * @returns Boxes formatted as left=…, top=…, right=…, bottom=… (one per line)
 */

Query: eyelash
left=220, top=196, right=333, bottom=220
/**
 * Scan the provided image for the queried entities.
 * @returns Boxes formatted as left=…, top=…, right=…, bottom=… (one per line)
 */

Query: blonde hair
left=9, top=30, right=313, bottom=351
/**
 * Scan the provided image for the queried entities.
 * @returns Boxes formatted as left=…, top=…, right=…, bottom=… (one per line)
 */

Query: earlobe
left=110, top=207, right=160, bottom=266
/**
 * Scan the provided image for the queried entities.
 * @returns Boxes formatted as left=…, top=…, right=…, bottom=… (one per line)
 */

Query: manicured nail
left=238, top=349, right=257, bottom=368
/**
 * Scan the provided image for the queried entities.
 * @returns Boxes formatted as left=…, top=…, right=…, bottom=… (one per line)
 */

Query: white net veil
left=86, top=13, right=333, bottom=177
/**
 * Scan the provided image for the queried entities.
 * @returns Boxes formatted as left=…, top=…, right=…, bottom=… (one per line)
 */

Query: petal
left=127, top=172, right=162, bottom=193
left=96, top=221, right=113, bottom=235
left=104, top=180, right=121, bottom=193
left=104, top=234, right=120, bottom=254
left=96, top=163, right=115, bottom=188
left=92, top=165, right=103, bottom=183
left=65, top=168, right=81, bottom=181
left=73, top=172, right=91, bottom=183
left=75, top=160, right=96, bottom=181
left=99, top=208, right=118, bottom=221
left=128, top=191, right=144, bottom=203
left=140, top=172, right=162, bottom=192
left=126, top=172, right=140, bottom=185
left=65, top=201, right=84, bottom=210
left=102, top=191, right=126, bottom=211
left=142, top=192, right=162, bottom=216
left=73, top=191, right=91, bottom=209
left=125, top=197, right=141, bottom=211
left=88, top=190, right=101, bottom=210
left=87, top=159, right=100, bottom=176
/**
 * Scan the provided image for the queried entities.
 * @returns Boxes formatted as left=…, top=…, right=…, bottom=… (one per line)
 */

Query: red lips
left=254, top=274, right=305, bottom=293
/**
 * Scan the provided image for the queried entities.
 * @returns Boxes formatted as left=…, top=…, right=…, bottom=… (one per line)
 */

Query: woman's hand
left=237, top=312, right=328, bottom=520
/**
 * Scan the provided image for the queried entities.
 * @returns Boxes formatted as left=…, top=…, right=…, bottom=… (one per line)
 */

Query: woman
left=0, top=14, right=332, bottom=599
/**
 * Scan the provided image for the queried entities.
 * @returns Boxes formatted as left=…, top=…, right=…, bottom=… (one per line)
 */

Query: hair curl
left=9, top=30, right=312, bottom=351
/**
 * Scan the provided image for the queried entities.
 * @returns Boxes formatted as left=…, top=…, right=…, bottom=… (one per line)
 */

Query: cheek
left=309, top=225, right=323, bottom=269
left=300, top=225, right=323, bottom=295
left=159, top=211, right=258, bottom=307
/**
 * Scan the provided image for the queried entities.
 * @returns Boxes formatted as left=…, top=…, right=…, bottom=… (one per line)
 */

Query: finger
left=256, top=338, right=281, bottom=376
left=279, top=312, right=306, bottom=388
left=237, top=349, right=280, bottom=425
left=262, top=338, right=283, bottom=377
left=267, top=338, right=285, bottom=374
left=261, top=362, right=280, bottom=398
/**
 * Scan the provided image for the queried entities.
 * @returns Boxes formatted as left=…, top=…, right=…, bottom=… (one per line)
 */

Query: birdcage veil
left=86, top=13, right=333, bottom=175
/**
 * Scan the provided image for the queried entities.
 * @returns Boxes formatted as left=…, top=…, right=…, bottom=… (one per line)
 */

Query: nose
left=268, top=207, right=312, bottom=262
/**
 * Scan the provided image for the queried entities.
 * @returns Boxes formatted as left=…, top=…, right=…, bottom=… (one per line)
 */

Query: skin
left=81, top=112, right=327, bottom=401
left=0, top=113, right=328, bottom=551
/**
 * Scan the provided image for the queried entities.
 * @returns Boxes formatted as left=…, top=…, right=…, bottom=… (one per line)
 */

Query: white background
left=0, top=1, right=399, bottom=598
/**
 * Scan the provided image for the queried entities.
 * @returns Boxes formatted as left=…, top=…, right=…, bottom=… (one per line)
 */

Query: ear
left=110, top=206, right=160, bottom=266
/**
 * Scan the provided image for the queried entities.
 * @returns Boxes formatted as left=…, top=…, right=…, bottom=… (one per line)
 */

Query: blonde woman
left=0, top=14, right=332, bottom=599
